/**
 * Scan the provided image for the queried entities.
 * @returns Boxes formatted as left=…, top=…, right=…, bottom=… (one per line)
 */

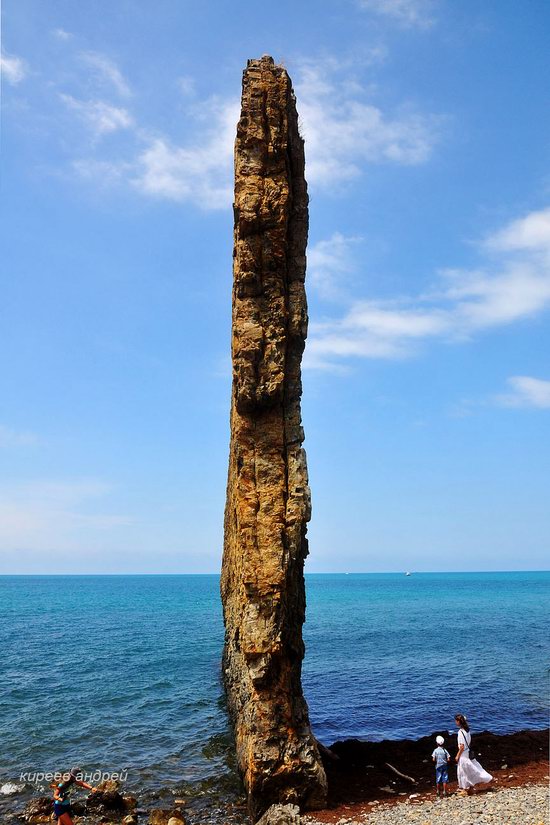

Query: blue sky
left=1, top=0, right=549, bottom=573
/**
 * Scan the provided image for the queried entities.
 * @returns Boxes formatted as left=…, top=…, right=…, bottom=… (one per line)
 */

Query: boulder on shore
left=148, top=808, right=186, bottom=825
left=21, top=796, right=52, bottom=823
left=256, top=804, right=301, bottom=825
left=86, top=779, right=126, bottom=812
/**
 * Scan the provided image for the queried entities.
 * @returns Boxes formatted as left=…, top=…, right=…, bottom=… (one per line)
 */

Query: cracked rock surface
left=221, top=55, right=327, bottom=821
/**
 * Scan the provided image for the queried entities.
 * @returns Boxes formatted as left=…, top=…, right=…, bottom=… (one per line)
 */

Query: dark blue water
left=1, top=572, right=548, bottom=814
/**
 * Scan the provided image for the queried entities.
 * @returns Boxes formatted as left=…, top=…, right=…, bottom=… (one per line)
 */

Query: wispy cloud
left=60, top=93, right=134, bottom=136
left=177, top=75, right=196, bottom=96
left=358, top=0, right=437, bottom=28
left=306, top=207, right=550, bottom=369
left=495, top=376, right=550, bottom=409
left=1, top=51, right=27, bottom=85
left=72, top=157, right=132, bottom=183
left=131, top=98, right=239, bottom=209
left=130, top=54, right=438, bottom=207
left=485, top=207, right=550, bottom=256
left=79, top=50, right=132, bottom=97
left=56, top=53, right=440, bottom=208
left=52, top=28, right=73, bottom=40
left=0, top=425, right=40, bottom=448
left=0, top=479, right=132, bottom=554
left=296, top=59, right=441, bottom=187
left=308, top=233, right=361, bottom=299
left=6, top=41, right=439, bottom=209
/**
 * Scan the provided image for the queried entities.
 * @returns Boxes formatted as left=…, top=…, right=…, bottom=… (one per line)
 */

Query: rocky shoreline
left=14, top=729, right=548, bottom=824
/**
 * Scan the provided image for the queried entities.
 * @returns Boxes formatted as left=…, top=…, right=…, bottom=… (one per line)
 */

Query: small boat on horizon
left=405, top=571, right=412, bottom=576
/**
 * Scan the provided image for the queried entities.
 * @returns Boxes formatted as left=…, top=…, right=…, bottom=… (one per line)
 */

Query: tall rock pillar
left=221, top=56, right=327, bottom=819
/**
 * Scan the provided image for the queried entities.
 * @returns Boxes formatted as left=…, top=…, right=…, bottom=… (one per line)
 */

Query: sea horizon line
left=1, top=569, right=548, bottom=577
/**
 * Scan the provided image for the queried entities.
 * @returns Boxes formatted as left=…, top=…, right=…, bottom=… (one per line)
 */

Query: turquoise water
left=0, top=572, right=548, bottom=815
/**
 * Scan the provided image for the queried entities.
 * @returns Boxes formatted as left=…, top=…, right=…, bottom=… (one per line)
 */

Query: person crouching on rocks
left=455, top=714, right=493, bottom=795
left=432, top=735, right=451, bottom=797
left=51, top=766, right=97, bottom=823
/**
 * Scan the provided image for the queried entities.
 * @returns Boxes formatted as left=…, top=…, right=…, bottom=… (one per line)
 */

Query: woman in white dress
left=454, top=714, right=493, bottom=794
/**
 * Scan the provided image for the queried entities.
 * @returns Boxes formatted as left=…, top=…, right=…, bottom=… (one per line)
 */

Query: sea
left=1, top=572, right=548, bottom=819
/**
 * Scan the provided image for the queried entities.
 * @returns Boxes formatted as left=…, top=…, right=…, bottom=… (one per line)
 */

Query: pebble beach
left=305, top=783, right=549, bottom=825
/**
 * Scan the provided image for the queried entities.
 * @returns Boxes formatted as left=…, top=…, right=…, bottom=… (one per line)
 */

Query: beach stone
left=21, top=796, right=52, bottom=823
left=220, top=54, right=326, bottom=821
left=148, top=810, right=185, bottom=825
left=256, top=804, right=301, bottom=825
left=123, top=795, right=138, bottom=810
left=97, top=779, right=120, bottom=794
left=87, top=779, right=125, bottom=812
left=149, top=812, right=170, bottom=825
left=71, top=799, right=86, bottom=815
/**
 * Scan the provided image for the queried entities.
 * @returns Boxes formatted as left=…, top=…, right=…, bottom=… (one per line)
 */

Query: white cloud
left=60, top=93, right=134, bottom=136
left=79, top=50, right=132, bottom=97
left=177, top=75, right=196, bottom=96
left=308, top=233, right=361, bottom=299
left=485, top=207, right=550, bottom=256
left=72, top=157, right=132, bottom=183
left=307, top=300, right=450, bottom=366
left=131, top=98, right=239, bottom=209
left=305, top=207, right=550, bottom=369
left=296, top=60, right=440, bottom=187
left=52, top=28, right=73, bottom=40
left=358, top=0, right=436, bottom=28
left=61, top=56, right=439, bottom=208
left=0, top=425, right=40, bottom=448
left=131, top=59, right=439, bottom=207
left=1, top=51, right=27, bottom=85
left=495, top=376, right=550, bottom=409
left=0, top=479, right=132, bottom=554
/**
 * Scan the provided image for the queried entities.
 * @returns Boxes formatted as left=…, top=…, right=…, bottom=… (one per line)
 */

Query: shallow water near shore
left=1, top=571, right=548, bottom=819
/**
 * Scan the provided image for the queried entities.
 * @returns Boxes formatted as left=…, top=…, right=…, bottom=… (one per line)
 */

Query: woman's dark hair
left=58, top=767, right=82, bottom=793
left=455, top=713, right=470, bottom=732
left=58, top=774, right=76, bottom=793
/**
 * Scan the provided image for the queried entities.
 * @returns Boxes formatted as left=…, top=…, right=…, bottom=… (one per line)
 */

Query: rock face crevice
left=221, top=56, right=327, bottom=820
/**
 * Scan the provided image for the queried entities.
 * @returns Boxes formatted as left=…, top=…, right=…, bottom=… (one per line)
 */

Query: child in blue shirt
left=432, top=735, right=451, bottom=797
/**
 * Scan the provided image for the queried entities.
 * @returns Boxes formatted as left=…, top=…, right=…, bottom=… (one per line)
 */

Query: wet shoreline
left=5, top=727, right=548, bottom=824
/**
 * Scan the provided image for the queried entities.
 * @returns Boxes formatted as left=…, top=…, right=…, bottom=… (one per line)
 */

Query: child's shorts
left=436, top=765, right=449, bottom=784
